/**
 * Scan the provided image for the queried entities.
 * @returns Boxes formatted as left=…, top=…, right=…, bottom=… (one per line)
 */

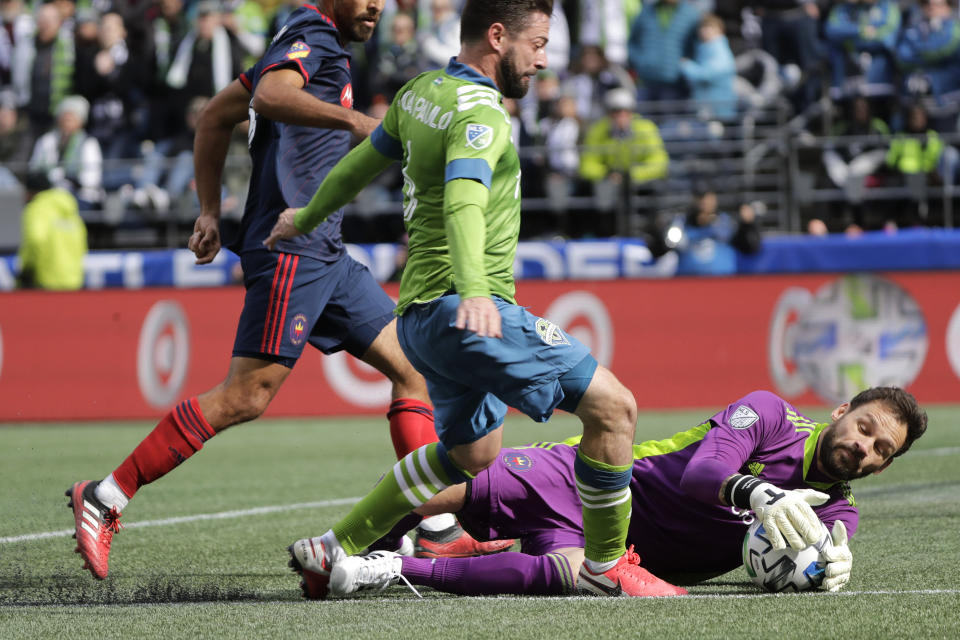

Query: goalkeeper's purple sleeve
left=400, top=552, right=575, bottom=595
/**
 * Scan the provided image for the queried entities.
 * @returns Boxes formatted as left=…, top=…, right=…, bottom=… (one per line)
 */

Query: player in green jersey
left=265, top=0, right=671, bottom=598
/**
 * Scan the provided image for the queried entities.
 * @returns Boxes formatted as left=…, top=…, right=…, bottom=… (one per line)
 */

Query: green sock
left=332, top=443, right=456, bottom=555
left=574, top=449, right=633, bottom=565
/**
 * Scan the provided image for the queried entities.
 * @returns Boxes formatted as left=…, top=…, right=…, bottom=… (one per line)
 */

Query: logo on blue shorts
left=289, top=313, right=308, bottom=346
left=535, top=318, right=570, bottom=346
left=503, top=453, right=534, bottom=472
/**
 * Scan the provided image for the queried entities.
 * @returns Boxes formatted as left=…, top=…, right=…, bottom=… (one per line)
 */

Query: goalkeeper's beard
left=819, top=424, right=865, bottom=481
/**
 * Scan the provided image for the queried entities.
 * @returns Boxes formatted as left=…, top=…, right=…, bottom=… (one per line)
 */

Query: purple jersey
left=232, top=6, right=353, bottom=261
left=458, top=390, right=857, bottom=578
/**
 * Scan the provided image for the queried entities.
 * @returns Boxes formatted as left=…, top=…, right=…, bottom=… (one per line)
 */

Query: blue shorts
left=233, top=250, right=395, bottom=368
left=396, top=294, right=596, bottom=447
left=458, top=444, right=585, bottom=555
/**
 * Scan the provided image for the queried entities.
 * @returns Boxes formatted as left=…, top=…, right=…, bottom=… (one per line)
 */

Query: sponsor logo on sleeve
left=465, top=123, right=493, bottom=149
left=729, top=405, right=760, bottom=429
left=285, top=41, right=311, bottom=60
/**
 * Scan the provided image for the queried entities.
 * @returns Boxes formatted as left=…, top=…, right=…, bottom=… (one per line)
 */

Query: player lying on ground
left=65, top=0, right=506, bottom=581
left=266, top=0, right=664, bottom=597
left=314, top=387, right=927, bottom=598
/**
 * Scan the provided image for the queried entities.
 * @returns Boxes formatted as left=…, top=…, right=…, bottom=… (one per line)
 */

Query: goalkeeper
left=326, top=387, right=926, bottom=597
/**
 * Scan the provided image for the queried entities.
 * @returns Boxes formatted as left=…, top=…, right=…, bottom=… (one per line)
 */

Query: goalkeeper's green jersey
left=374, top=59, right=521, bottom=315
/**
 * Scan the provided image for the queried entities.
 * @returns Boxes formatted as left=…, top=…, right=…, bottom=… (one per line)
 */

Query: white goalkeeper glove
left=821, top=520, right=852, bottom=592
left=725, top=474, right=829, bottom=550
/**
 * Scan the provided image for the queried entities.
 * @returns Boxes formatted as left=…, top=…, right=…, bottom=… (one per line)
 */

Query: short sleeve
left=443, top=91, right=512, bottom=189
left=257, top=19, right=340, bottom=85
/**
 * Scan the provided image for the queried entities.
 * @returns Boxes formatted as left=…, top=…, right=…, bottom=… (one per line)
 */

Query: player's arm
left=263, top=136, right=393, bottom=249
left=253, top=68, right=378, bottom=138
left=191, top=78, right=250, bottom=264
left=444, top=178, right=501, bottom=338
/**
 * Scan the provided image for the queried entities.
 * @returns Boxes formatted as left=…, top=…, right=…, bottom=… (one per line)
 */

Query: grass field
left=2, top=405, right=959, bottom=639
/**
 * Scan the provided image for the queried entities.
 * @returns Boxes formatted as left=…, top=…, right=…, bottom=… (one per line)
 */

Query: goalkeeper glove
left=725, top=474, right=829, bottom=550
left=821, top=520, right=852, bottom=592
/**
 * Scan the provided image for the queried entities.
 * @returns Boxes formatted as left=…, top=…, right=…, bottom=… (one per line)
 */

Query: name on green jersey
left=399, top=89, right=454, bottom=130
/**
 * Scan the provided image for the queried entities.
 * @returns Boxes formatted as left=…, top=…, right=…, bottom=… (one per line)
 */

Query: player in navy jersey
left=66, top=1, right=507, bottom=581
left=319, top=387, right=927, bottom=598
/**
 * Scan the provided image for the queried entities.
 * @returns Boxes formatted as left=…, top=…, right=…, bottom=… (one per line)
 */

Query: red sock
left=111, top=397, right=215, bottom=498
left=387, top=398, right=437, bottom=459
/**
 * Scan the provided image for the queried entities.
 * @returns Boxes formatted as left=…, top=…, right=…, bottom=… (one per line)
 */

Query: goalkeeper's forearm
left=293, top=138, right=394, bottom=232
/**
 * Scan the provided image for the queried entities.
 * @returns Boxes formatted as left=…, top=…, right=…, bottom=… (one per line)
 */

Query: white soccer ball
left=742, top=520, right=829, bottom=592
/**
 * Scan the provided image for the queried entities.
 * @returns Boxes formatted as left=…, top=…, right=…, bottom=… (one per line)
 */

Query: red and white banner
left=2, top=272, right=959, bottom=421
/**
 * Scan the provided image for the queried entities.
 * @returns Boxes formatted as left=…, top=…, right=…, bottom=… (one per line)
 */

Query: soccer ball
left=742, top=520, right=829, bottom=592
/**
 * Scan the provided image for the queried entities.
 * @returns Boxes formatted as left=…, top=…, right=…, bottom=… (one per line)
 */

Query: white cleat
left=329, top=550, right=421, bottom=598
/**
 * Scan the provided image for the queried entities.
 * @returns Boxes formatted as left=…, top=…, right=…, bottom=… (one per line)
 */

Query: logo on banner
left=285, top=41, right=311, bottom=60
left=729, top=405, right=759, bottom=429
left=503, top=453, right=534, bottom=472
left=536, top=318, right=570, bottom=346
left=137, top=301, right=190, bottom=409
left=289, top=313, right=308, bottom=346
left=465, top=123, right=493, bottom=149
left=768, top=274, right=928, bottom=403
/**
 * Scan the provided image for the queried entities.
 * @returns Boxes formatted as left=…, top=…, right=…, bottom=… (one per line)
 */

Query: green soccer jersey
left=378, top=60, right=521, bottom=315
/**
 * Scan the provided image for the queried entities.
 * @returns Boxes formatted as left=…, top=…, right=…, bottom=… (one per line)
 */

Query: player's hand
left=748, top=484, right=830, bottom=550
left=455, top=296, right=502, bottom=338
left=188, top=213, right=221, bottom=264
left=821, top=520, right=852, bottom=592
left=263, top=208, right=302, bottom=251
left=351, top=112, right=380, bottom=139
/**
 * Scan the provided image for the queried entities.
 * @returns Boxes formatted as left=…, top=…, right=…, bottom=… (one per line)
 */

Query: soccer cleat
left=413, top=522, right=514, bottom=558
left=288, top=537, right=336, bottom=600
left=577, top=546, right=688, bottom=597
left=329, top=550, right=420, bottom=598
left=66, top=481, right=123, bottom=580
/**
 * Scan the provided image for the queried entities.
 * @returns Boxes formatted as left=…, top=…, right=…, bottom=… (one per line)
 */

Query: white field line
left=0, top=497, right=361, bottom=544
left=3, top=445, right=958, bottom=546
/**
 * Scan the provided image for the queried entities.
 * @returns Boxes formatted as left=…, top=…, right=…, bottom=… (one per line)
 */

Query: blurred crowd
left=3, top=0, right=960, bottom=251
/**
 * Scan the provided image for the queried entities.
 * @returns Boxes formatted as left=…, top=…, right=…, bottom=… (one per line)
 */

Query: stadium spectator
left=273, top=0, right=668, bottom=599
left=562, top=44, right=634, bottom=123
left=121, top=95, right=208, bottom=216
left=144, top=0, right=191, bottom=146
left=749, top=0, right=825, bottom=114
left=0, top=88, right=30, bottom=166
left=673, top=183, right=762, bottom=276
left=578, top=0, right=635, bottom=67
left=65, top=0, right=498, bottom=583
left=74, top=11, right=143, bottom=190
left=540, top=93, right=582, bottom=216
left=17, top=169, right=87, bottom=290
left=0, top=0, right=34, bottom=108
left=894, top=0, right=960, bottom=114
left=24, top=2, right=75, bottom=145
left=824, top=0, right=901, bottom=99
left=329, top=387, right=926, bottom=598
left=419, top=0, right=459, bottom=69
left=627, top=0, right=701, bottom=102
left=822, top=95, right=891, bottom=206
left=679, top=13, right=737, bottom=120
left=28, top=94, right=103, bottom=211
left=579, top=87, right=669, bottom=230
left=221, top=0, right=268, bottom=67
left=372, top=10, right=424, bottom=100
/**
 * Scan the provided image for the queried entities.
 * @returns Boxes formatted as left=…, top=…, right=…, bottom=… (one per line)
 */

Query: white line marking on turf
left=0, top=497, right=362, bottom=545
left=3, top=445, right=958, bottom=546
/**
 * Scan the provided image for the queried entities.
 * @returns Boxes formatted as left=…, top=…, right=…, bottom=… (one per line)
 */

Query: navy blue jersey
left=232, top=5, right=354, bottom=261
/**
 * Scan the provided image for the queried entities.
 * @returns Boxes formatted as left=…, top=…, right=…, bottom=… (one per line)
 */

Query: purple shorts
left=457, top=443, right=586, bottom=555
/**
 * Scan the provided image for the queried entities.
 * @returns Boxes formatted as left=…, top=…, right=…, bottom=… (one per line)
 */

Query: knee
left=214, top=381, right=275, bottom=426
left=584, top=381, right=637, bottom=437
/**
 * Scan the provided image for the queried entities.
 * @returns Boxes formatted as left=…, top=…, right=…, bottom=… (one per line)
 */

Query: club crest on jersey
left=289, top=313, right=308, bottom=346
left=729, top=405, right=760, bottom=429
left=285, top=41, right=311, bottom=60
left=465, top=123, right=493, bottom=149
left=503, top=453, right=534, bottom=472
left=535, top=318, right=570, bottom=347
